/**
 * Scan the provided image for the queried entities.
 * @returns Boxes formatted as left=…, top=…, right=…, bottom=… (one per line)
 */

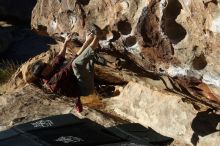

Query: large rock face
left=1, top=1, right=220, bottom=146
left=1, top=1, right=219, bottom=146
left=31, top=0, right=220, bottom=94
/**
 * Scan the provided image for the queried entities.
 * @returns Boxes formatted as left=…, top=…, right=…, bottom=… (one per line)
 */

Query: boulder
left=106, top=81, right=220, bottom=146
left=1, top=1, right=220, bottom=145
left=31, top=0, right=220, bottom=100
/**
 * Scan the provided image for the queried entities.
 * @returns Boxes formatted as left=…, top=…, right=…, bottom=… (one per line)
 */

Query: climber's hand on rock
left=64, top=33, right=72, bottom=44
left=85, top=32, right=95, bottom=41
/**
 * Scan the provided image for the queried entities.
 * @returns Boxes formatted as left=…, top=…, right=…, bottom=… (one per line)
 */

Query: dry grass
left=81, top=92, right=105, bottom=109
left=0, top=60, right=19, bottom=85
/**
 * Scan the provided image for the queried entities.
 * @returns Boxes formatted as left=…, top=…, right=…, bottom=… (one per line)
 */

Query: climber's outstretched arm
left=58, top=34, right=72, bottom=57
left=76, top=33, right=95, bottom=56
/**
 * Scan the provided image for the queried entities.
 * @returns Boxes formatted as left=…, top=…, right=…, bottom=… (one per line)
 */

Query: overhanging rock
left=31, top=0, right=220, bottom=96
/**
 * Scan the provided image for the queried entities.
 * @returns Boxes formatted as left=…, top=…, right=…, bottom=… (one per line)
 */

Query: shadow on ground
left=191, top=109, right=220, bottom=146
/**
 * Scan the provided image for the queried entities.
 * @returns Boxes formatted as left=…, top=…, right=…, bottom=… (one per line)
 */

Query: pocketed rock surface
left=32, top=0, right=220, bottom=95
left=0, top=0, right=220, bottom=146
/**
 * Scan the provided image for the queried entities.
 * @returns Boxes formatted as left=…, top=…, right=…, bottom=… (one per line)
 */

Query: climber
left=31, top=25, right=115, bottom=112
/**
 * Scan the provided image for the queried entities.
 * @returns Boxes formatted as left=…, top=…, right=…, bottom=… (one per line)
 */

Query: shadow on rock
left=0, top=26, right=56, bottom=63
left=108, top=123, right=174, bottom=145
left=191, top=109, right=220, bottom=146
left=0, top=0, right=37, bottom=25
left=76, top=0, right=90, bottom=5
left=95, top=84, right=120, bottom=98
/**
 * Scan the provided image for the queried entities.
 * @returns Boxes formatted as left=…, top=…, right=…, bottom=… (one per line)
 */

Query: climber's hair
left=31, top=60, right=46, bottom=78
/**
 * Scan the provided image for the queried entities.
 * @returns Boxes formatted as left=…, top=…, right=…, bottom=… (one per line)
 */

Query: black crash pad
left=0, top=114, right=122, bottom=146
left=0, top=114, right=173, bottom=146
left=107, top=123, right=173, bottom=145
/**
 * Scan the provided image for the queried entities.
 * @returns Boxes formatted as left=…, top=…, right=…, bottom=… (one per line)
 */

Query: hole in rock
left=110, top=31, right=121, bottom=42
left=124, top=36, right=137, bottom=47
left=204, top=0, right=218, bottom=8
left=76, top=0, right=90, bottom=5
left=95, top=85, right=121, bottom=98
left=162, top=0, right=186, bottom=44
left=117, top=20, right=132, bottom=35
left=192, top=53, right=207, bottom=70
